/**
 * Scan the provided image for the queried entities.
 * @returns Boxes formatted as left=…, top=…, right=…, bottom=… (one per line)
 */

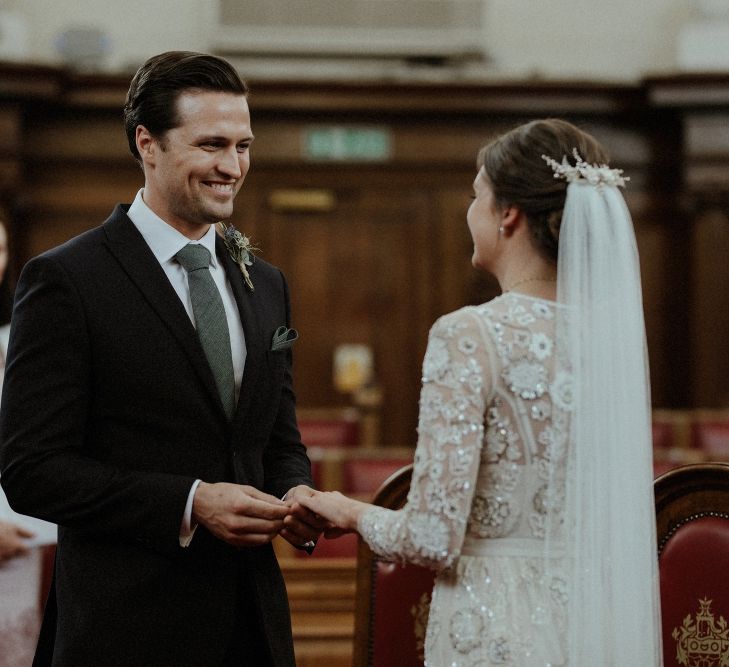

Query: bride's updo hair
left=478, top=118, right=609, bottom=262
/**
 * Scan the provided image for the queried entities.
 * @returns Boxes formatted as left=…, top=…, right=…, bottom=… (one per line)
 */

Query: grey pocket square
left=271, top=326, right=298, bottom=351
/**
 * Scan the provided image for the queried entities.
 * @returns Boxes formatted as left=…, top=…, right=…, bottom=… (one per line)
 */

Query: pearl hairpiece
left=541, top=149, right=629, bottom=189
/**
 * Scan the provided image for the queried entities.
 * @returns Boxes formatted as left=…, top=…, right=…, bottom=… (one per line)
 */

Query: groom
left=0, top=51, right=323, bottom=666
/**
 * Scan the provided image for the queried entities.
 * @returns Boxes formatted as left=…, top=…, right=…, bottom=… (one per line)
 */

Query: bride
left=297, top=118, right=662, bottom=665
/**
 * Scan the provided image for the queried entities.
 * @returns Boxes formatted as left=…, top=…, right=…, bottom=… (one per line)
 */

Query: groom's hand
left=280, top=485, right=327, bottom=549
left=192, top=482, right=289, bottom=547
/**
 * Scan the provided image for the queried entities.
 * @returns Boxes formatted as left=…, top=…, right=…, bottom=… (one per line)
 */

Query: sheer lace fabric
left=359, top=293, right=570, bottom=666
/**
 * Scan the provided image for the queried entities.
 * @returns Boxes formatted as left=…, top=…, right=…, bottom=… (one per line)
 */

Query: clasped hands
left=192, top=482, right=329, bottom=549
left=192, top=482, right=368, bottom=548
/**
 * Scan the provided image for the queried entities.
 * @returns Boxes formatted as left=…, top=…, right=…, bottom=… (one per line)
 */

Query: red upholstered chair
left=652, top=410, right=687, bottom=450
left=297, top=407, right=361, bottom=449
left=652, top=446, right=705, bottom=477
left=652, top=410, right=699, bottom=476
left=689, top=410, right=729, bottom=459
left=299, top=408, right=362, bottom=491
left=342, top=456, right=413, bottom=498
left=352, top=464, right=436, bottom=667
left=655, top=463, right=729, bottom=667
left=653, top=458, right=678, bottom=478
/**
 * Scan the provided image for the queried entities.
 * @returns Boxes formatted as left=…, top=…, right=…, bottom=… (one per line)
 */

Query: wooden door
left=238, top=168, right=442, bottom=447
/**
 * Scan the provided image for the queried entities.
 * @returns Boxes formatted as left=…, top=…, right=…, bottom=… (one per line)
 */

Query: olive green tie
left=175, top=244, right=235, bottom=420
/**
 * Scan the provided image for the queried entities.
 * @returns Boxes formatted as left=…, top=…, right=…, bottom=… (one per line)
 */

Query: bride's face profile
left=467, top=171, right=502, bottom=272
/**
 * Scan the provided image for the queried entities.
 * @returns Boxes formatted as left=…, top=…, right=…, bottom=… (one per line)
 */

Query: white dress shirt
left=127, top=189, right=247, bottom=546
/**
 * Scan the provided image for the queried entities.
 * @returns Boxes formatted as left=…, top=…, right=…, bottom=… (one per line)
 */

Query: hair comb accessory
left=541, top=149, right=629, bottom=190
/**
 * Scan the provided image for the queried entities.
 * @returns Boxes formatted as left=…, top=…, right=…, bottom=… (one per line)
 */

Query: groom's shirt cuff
left=179, top=479, right=201, bottom=547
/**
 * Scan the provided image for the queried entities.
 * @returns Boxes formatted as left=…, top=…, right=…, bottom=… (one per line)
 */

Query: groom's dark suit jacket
left=0, top=205, right=312, bottom=666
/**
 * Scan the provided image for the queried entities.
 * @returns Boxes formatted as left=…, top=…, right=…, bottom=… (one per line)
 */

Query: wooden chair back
left=352, top=464, right=436, bottom=667
left=655, top=463, right=729, bottom=667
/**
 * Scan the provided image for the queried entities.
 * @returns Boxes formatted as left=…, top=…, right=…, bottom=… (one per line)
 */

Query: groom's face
left=137, top=90, right=254, bottom=239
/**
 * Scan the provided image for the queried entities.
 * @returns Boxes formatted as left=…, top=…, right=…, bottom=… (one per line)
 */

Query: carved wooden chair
left=352, top=463, right=436, bottom=667
left=655, top=462, right=729, bottom=667
left=342, top=455, right=413, bottom=498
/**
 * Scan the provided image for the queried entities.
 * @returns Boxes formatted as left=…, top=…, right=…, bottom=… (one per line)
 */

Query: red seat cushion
left=371, top=562, right=436, bottom=667
left=659, top=516, right=729, bottom=666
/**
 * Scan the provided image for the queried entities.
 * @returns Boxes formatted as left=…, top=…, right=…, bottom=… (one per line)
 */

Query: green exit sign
left=304, top=126, right=392, bottom=162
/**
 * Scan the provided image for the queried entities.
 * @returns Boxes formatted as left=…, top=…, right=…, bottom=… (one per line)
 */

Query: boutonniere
left=217, top=222, right=258, bottom=291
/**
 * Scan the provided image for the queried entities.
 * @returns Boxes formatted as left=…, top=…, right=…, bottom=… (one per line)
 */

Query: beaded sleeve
left=357, top=307, right=494, bottom=570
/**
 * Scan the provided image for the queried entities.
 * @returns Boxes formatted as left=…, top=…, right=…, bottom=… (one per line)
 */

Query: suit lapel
left=102, top=206, right=227, bottom=420
left=216, top=234, right=263, bottom=427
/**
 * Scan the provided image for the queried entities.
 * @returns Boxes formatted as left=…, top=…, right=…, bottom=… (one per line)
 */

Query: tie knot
left=176, top=244, right=212, bottom=273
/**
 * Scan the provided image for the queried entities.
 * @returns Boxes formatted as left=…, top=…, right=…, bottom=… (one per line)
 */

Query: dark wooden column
left=647, top=75, right=729, bottom=408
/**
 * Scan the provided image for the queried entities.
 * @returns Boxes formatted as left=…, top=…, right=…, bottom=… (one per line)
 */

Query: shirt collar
left=127, top=189, right=220, bottom=268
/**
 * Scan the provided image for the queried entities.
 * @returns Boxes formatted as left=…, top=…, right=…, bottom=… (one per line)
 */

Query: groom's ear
left=136, top=125, right=159, bottom=167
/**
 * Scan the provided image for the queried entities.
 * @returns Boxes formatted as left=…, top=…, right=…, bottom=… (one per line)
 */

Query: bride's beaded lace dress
left=359, top=292, right=570, bottom=666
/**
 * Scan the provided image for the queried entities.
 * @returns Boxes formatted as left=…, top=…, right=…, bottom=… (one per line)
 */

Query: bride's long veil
left=548, top=180, right=662, bottom=665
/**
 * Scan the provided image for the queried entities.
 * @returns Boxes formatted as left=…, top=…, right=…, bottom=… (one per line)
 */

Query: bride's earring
left=498, top=225, right=504, bottom=235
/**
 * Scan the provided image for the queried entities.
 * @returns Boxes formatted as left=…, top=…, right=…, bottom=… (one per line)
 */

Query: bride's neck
left=497, top=255, right=557, bottom=299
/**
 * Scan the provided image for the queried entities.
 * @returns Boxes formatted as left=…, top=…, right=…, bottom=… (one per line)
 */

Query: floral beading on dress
left=359, top=293, right=571, bottom=666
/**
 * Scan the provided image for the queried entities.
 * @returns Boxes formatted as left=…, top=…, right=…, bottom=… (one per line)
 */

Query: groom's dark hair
left=123, top=51, right=248, bottom=165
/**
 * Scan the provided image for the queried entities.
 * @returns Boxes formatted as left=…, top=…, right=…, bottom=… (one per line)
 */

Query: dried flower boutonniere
left=217, top=222, right=258, bottom=291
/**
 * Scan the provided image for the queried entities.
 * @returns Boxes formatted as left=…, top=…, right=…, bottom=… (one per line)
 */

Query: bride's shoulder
left=429, top=300, right=499, bottom=340
left=432, top=294, right=507, bottom=329
left=432, top=304, right=482, bottom=330
left=432, top=294, right=557, bottom=338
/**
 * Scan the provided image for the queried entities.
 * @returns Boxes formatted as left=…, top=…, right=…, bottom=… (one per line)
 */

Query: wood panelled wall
left=2, top=65, right=726, bottom=446
left=646, top=75, right=729, bottom=409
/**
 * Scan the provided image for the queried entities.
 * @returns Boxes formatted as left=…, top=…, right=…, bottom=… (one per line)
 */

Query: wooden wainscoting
left=280, top=556, right=357, bottom=667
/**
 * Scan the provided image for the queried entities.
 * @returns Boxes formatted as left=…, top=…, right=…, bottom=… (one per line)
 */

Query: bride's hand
left=298, top=490, right=368, bottom=533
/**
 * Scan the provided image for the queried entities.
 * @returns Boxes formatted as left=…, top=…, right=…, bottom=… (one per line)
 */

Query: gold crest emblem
left=672, top=598, right=729, bottom=667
